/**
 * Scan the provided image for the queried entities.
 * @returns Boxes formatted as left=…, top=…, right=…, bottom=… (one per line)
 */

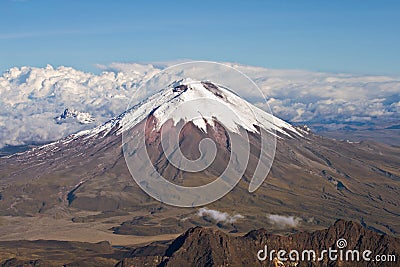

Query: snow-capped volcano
left=1, top=78, right=399, bottom=235
left=19, top=78, right=303, bottom=207
left=54, top=108, right=95, bottom=125
left=74, top=79, right=301, bottom=140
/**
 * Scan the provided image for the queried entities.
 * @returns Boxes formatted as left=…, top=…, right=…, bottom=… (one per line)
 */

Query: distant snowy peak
left=79, top=79, right=302, bottom=139
left=55, top=108, right=95, bottom=125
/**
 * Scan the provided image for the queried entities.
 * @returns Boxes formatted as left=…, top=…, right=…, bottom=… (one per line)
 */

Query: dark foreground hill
left=1, top=220, right=397, bottom=267
left=117, top=220, right=400, bottom=267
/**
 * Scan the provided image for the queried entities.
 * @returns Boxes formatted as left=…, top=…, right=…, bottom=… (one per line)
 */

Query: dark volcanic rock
left=117, top=220, right=400, bottom=267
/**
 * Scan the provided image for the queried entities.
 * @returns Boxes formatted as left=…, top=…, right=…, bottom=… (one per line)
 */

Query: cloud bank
left=0, top=62, right=399, bottom=148
left=0, top=64, right=160, bottom=148
left=197, top=208, right=244, bottom=224
left=232, top=64, right=400, bottom=125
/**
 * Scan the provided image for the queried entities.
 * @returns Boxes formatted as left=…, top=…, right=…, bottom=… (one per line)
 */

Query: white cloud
left=197, top=208, right=244, bottom=224
left=266, top=214, right=301, bottom=228
left=224, top=63, right=400, bottom=126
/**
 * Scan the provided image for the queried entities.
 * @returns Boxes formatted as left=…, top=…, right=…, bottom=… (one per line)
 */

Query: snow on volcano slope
left=73, top=79, right=302, bottom=140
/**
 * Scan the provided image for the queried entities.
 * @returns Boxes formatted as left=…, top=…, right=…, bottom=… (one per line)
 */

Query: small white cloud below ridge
left=197, top=208, right=244, bottom=224
left=266, top=214, right=302, bottom=228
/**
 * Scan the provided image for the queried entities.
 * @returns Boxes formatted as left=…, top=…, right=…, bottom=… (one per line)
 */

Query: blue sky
left=1, top=0, right=399, bottom=75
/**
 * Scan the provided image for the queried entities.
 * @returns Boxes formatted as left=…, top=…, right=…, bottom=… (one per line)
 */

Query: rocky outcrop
left=117, top=220, right=400, bottom=267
